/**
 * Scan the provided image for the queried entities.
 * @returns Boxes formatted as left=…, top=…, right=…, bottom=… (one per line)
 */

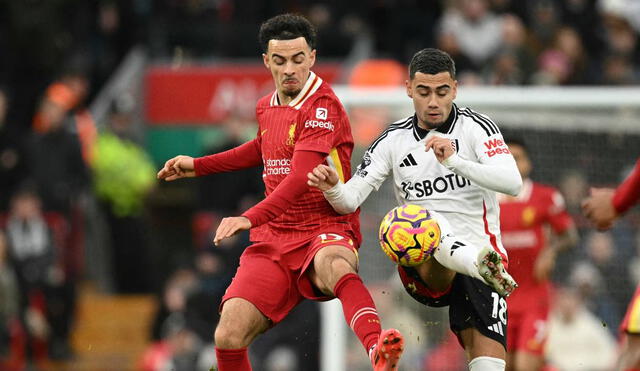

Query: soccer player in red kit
left=156, top=14, right=404, bottom=371
left=583, top=157, right=640, bottom=371
left=498, top=139, right=578, bottom=371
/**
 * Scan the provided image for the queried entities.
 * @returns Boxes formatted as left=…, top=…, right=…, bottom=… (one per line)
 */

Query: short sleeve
left=294, top=96, right=343, bottom=154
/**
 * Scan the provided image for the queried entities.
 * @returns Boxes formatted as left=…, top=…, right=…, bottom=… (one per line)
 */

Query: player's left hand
left=214, top=216, right=252, bottom=246
left=425, top=136, right=455, bottom=163
left=581, top=187, right=617, bottom=231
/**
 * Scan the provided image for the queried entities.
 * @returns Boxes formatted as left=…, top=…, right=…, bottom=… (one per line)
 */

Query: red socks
left=215, top=347, right=251, bottom=371
left=333, top=273, right=382, bottom=351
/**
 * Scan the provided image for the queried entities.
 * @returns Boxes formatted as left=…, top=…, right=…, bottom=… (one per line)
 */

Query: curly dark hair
left=409, top=48, right=456, bottom=80
left=258, top=13, right=317, bottom=52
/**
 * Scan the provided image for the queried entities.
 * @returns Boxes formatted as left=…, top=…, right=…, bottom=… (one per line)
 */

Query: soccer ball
left=378, top=204, right=441, bottom=267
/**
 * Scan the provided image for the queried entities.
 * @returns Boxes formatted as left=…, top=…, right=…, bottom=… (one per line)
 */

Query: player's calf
left=370, top=328, right=404, bottom=371
left=477, top=247, right=518, bottom=297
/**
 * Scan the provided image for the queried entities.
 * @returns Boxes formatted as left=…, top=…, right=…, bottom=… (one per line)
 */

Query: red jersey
left=499, top=179, right=574, bottom=313
left=613, top=158, right=640, bottom=215
left=250, top=71, right=360, bottom=243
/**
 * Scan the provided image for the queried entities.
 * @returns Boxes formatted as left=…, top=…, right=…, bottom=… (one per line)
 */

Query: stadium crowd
left=0, top=0, right=639, bottom=370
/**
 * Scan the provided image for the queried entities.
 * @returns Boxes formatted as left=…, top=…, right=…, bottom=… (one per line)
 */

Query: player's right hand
left=307, top=164, right=339, bottom=191
left=582, top=187, right=617, bottom=231
left=157, top=155, right=196, bottom=181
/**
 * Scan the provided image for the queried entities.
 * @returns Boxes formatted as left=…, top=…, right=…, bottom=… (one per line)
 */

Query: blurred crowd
left=0, top=0, right=639, bottom=370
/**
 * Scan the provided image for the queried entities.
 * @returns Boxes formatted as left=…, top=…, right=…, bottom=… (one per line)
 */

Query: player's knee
left=214, top=322, right=253, bottom=349
left=328, top=254, right=356, bottom=274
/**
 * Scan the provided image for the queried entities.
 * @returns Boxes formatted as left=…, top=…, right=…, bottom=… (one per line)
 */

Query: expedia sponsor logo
left=304, top=119, right=334, bottom=131
left=400, top=174, right=471, bottom=198
left=264, top=158, right=291, bottom=176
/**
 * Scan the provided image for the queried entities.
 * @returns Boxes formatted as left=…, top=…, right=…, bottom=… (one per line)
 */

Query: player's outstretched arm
left=307, top=164, right=375, bottom=215
left=157, top=155, right=196, bottom=181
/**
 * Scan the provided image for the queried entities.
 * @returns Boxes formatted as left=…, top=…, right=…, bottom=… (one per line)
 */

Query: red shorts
left=506, top=305, right=549, bottom=355
left=397, top=264, right=452, bottom=307
left=621, top=284, right=640, bottom=334
left=221, top=231, right=357, bottom=324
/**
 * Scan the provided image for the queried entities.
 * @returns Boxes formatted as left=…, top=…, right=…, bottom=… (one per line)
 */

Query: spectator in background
left=532, top=27, right=591, bottom=85
left=545, top=286, right=617, bottom=371
left=29, top=71, right=91, bottom=215
left=483, top=15, right=535, bottom=85
left=526, top=0, right=560, bottom=56
left=559, top=169, right=590, bottom=217
left=439, top=0, right=505, bottom=70
left=599, top=12, right=639, bottom=84
left=143, top=268, right=204, bottom=371
left=585, top=231, right=633, bottom=323
left=0, top=230, right=19, bottom=360
left=306, top=4, right=355, bottom=59
left=28, top=73, right=92, bottom=335
left=91, top=95, right=155, bottom=293
left=436, top=32, right=479, bottom=84
left=4, top=188, right=73, bottom=362
left=558, top=0, right=605, bottom=61
left=0, top=87, right=28, bottom=211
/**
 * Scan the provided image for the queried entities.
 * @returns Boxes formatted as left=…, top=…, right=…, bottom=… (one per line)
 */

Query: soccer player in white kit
left=308, top=48, right=521, bottom=371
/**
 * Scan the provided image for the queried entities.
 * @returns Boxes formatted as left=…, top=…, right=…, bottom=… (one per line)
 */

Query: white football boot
left=477, top=247, right=518, bottom=297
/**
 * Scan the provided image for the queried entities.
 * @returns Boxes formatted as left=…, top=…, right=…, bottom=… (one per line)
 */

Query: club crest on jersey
left=522, top=206, right=536, bottom=227
left=287, top=122, right=296, bottom=146
left=355, top=151, right=372, bottom=177
left=316, top=107, right=327, bottom=120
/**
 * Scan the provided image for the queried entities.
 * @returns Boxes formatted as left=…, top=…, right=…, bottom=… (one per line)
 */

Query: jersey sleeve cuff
left=193, top=157, right=203, bottom=176
left=442, top=152, right=461, bottom=169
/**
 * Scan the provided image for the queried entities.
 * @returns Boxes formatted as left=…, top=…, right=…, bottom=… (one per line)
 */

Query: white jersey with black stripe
left=354, top=104, right=520, bottom=258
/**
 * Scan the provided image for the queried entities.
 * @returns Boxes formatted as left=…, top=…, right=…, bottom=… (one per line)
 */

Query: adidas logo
left=399, top=153, right=418, bottom=167
left=487, top=322, right=505, bottom=336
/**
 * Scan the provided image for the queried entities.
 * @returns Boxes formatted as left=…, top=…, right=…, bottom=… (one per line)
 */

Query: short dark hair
left=409, top=48, right=456, bottom=80
left=505, top=137, right=529, bottom=153
left=258, top=14, right=317, bottom=53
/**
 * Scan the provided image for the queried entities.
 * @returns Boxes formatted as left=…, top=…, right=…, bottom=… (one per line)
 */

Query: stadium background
left=0, top=0, right=639, bottom=370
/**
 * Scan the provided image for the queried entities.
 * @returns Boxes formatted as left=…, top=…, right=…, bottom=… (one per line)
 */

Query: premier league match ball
left=378, top=204, right=441, bottom=267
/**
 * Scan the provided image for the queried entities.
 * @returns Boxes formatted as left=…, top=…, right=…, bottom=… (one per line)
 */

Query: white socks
left=431, top=215, right=485, bottom=282
left=468, top=356, right=506, bottom=371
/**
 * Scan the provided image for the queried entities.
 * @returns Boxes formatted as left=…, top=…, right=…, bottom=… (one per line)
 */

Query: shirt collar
left=411, top=103, right=458, bottom=140
left=269, top=71, right=322, bottom=109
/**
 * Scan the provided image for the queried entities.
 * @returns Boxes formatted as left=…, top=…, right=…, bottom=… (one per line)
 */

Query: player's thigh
left=415, top=256, right=456, bottom=293
left=307, top=233, right=359, bottom=295
left=222, top=251, right=301, bottom=324
left=217, top=297, right=270, bottom=344
left=397, top=264, right=452, bottom=307
left=449, top=274, right=508, bottom=357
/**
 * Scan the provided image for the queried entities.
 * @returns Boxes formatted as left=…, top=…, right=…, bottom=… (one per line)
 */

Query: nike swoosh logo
left=261, top=129, right=268, bottom=135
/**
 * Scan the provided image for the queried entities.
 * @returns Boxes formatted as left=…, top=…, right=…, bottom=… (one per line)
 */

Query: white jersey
left=343, top=104, right=521, bottom=259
